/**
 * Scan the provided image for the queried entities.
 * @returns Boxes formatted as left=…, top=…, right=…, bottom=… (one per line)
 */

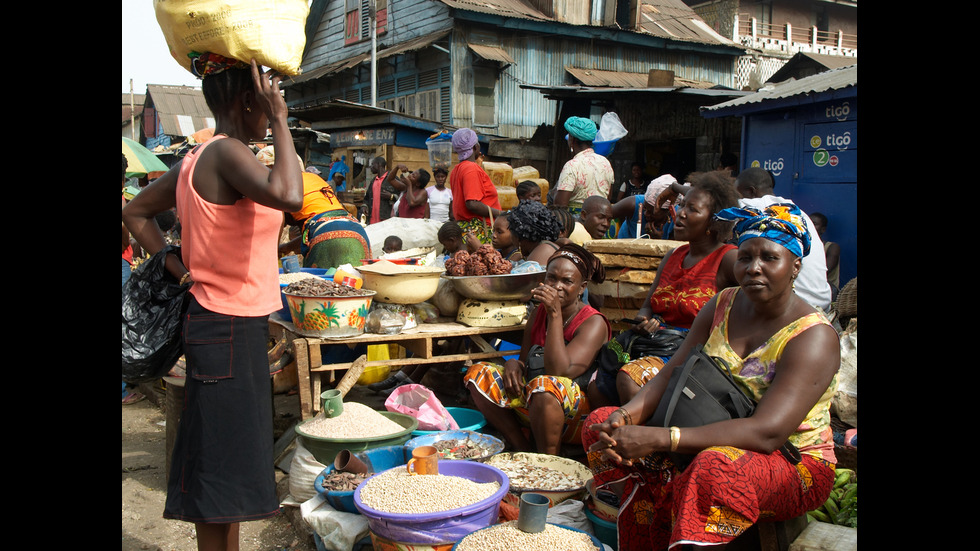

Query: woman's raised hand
left=530, top=283, right=563, bottom=319
left=250, top=59, right=287, bottom=121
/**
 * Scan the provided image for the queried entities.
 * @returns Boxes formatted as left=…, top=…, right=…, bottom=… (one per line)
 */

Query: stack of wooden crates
left=583, top=238, right=686, bottom=331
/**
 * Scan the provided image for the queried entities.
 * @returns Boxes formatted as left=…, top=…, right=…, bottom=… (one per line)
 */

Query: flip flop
left=122, top=392, right=146, bottom=405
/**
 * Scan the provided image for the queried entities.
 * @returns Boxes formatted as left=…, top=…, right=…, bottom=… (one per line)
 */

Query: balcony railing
left=737, top=14, right=857, bottom=50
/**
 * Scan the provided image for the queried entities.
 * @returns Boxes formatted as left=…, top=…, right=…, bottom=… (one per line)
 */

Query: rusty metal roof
left=145, top=85, right=213, bottom=137
left=468, top=43, right=516, bottom=65
left=438, top=0, right=551, bottom=22
left=440, top=0, right=736, bottom=47
left=564, top=66, right=720, bottom=89
left=635, top=0, right=734, bottom=45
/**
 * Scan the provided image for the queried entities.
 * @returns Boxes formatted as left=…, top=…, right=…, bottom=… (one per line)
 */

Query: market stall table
left=284, top=320, right=525, bottom=419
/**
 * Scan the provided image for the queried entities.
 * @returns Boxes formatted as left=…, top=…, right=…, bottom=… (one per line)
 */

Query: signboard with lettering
left=330, top=128, right=396, bottom=148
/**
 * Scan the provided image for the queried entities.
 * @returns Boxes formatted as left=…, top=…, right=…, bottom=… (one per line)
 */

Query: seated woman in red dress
left=588, top=171, right=741, bottom=407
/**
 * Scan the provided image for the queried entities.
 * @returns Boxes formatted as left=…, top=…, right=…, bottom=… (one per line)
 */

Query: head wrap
left=189, top=53, right=249, bottom=79
left=644, top=174, right=678, bottom=208
left=564, top=116, right=597, bottom=142
left=452, top=128, right=479, bottom=160
left=713, top=202, right=811, bottom=258
left=548, top=243, right=605, bottom=284
left=508, top=200, right=563, bottom=243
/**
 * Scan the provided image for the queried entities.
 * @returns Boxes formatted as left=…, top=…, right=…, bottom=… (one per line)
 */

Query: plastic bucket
left=584, top=506, right=617, bottom=550
left=354, top=460, right=510, bottom=545
left=592, top=139, right=618, bottom=157
left=426, top=138, right=453, bottom=173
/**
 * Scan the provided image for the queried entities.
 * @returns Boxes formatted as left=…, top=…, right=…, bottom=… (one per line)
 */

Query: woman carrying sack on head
left=122, top=56, right=304, bottom=551
left=582, top=202, right=840, bottom=551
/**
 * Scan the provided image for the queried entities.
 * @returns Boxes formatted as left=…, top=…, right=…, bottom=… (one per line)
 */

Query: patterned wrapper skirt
left=302, top=209, right=371, bottom=269
left=464, top=361, right=591, bottom=444
left=581, top=407, right=836, bottom=549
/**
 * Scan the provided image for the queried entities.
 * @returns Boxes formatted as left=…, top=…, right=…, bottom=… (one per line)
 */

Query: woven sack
left=154, top=0, right=310, bottom=76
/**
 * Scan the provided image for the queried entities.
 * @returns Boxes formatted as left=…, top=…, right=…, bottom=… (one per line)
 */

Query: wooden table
left=291, top=321, right=525, bottom=419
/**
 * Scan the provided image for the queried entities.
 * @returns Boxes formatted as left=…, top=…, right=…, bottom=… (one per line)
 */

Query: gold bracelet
left=615, top=407, right=633, bottom=426
left=669, top=426, right=681, bottom=452
left=179, top=272, right=192, bottom=286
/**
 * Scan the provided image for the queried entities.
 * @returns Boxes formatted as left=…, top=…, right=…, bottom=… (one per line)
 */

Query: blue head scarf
left=564, top=116, right=597, bottom=142
left=714, top=203, right=811, bottom=258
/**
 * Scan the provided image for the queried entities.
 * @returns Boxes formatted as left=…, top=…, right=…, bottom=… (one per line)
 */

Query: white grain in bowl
left=299, top=402, right=405, bottom=439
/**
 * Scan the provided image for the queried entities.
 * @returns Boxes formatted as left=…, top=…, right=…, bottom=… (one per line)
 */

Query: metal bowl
left=443, top=271, right=546, bottom=301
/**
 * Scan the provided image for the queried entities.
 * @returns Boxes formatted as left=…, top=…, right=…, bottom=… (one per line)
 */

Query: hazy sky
left=122, top=1, right=204, bottom=93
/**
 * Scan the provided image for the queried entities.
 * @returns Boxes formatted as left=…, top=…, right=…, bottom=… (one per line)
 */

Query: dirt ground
left=121, top=383, right=319, bottom=551
left=121, top=363, right=467, bottom=551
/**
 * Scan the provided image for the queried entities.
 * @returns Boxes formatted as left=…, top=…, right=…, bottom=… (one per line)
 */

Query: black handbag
left=597, top=326, right=688, bottom=376
left=122, top=245, right=191, bottom=384
left=647, top=344, right=801, bottom=469
left=525, top=344, right=595, bottom=390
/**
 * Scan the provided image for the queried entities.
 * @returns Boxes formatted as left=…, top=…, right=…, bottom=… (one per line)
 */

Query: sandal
left=122, top=391, right=146, bottom=405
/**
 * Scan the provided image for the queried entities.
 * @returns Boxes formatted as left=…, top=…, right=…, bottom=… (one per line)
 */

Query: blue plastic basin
left=313, top=445, right=411, bottom=514
left=411, top=407, right=486, bottom=436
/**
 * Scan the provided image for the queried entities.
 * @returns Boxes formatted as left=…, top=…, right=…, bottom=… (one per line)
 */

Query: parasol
left=122, top=137, right=169, bottom=178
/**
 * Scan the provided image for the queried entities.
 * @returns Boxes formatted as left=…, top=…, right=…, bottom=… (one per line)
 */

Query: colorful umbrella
left=122, top=137, right=169, bottom=178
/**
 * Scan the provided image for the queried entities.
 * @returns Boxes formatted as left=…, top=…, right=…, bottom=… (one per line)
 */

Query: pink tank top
left=175, top=135, right=283, bottom=317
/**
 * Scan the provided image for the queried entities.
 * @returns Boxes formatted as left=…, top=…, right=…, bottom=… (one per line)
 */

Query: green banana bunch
left=806, top=468, right=857, bottom=528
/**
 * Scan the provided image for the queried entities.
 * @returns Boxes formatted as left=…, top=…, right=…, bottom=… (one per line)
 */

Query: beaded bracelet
left=179, top=272, right=192, bottom=286
left=615, top=407, right=633, bottom=426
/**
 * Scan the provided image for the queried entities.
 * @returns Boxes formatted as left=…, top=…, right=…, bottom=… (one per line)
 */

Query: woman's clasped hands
left=588, top=411, right=662, bottom=467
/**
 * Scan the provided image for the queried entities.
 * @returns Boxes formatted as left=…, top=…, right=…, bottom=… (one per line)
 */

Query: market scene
left=122, top=1, right=857, bottom=550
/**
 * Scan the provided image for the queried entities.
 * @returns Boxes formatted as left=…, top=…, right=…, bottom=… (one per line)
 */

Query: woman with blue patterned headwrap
left=714, top=202, right=812, bottom=259
left=581, top=202, right=840, bottom=551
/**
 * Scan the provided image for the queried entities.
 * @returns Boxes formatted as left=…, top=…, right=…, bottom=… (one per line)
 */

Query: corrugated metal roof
left=565, top=66, right=721, bottom=89
left=146, top=85, right=213, bottom=137
left=701, top=64, right=856, bottom=115
left=440, top=0, right=737, bottom=47
left=438, top=0, right=551, bottom=22
left=635, top=0, right=736, bottom=46
left=284, top=30, right=452, bottom=86
left=468, top=43, right=516, bottom=64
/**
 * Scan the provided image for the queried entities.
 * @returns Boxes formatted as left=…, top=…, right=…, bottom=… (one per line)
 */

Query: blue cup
left=281, top=255, right=301, bottom=273
left=517, top=492, right=550, bottom=533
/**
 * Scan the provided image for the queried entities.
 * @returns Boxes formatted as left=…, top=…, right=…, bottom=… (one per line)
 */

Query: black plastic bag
left=122, top=245, right=190, bottom=384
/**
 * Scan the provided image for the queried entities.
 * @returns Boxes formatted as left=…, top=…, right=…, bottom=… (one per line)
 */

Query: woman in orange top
left=266, top=153, right=371, bottom=269
left=122, top=57, right=303, bottom=551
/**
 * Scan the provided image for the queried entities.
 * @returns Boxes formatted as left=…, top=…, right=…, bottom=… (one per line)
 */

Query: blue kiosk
left=701, top=65, right=857, bottom=288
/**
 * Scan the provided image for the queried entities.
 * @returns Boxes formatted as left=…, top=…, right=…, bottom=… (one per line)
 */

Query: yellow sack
left=154, top=0, right=310, bottom=76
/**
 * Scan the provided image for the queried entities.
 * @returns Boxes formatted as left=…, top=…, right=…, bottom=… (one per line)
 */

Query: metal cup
left=517, top=492, right=550, bottom=533
left=406, top=445, right=439, bottom=476
left=320, top=389, right=344, bottom=418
